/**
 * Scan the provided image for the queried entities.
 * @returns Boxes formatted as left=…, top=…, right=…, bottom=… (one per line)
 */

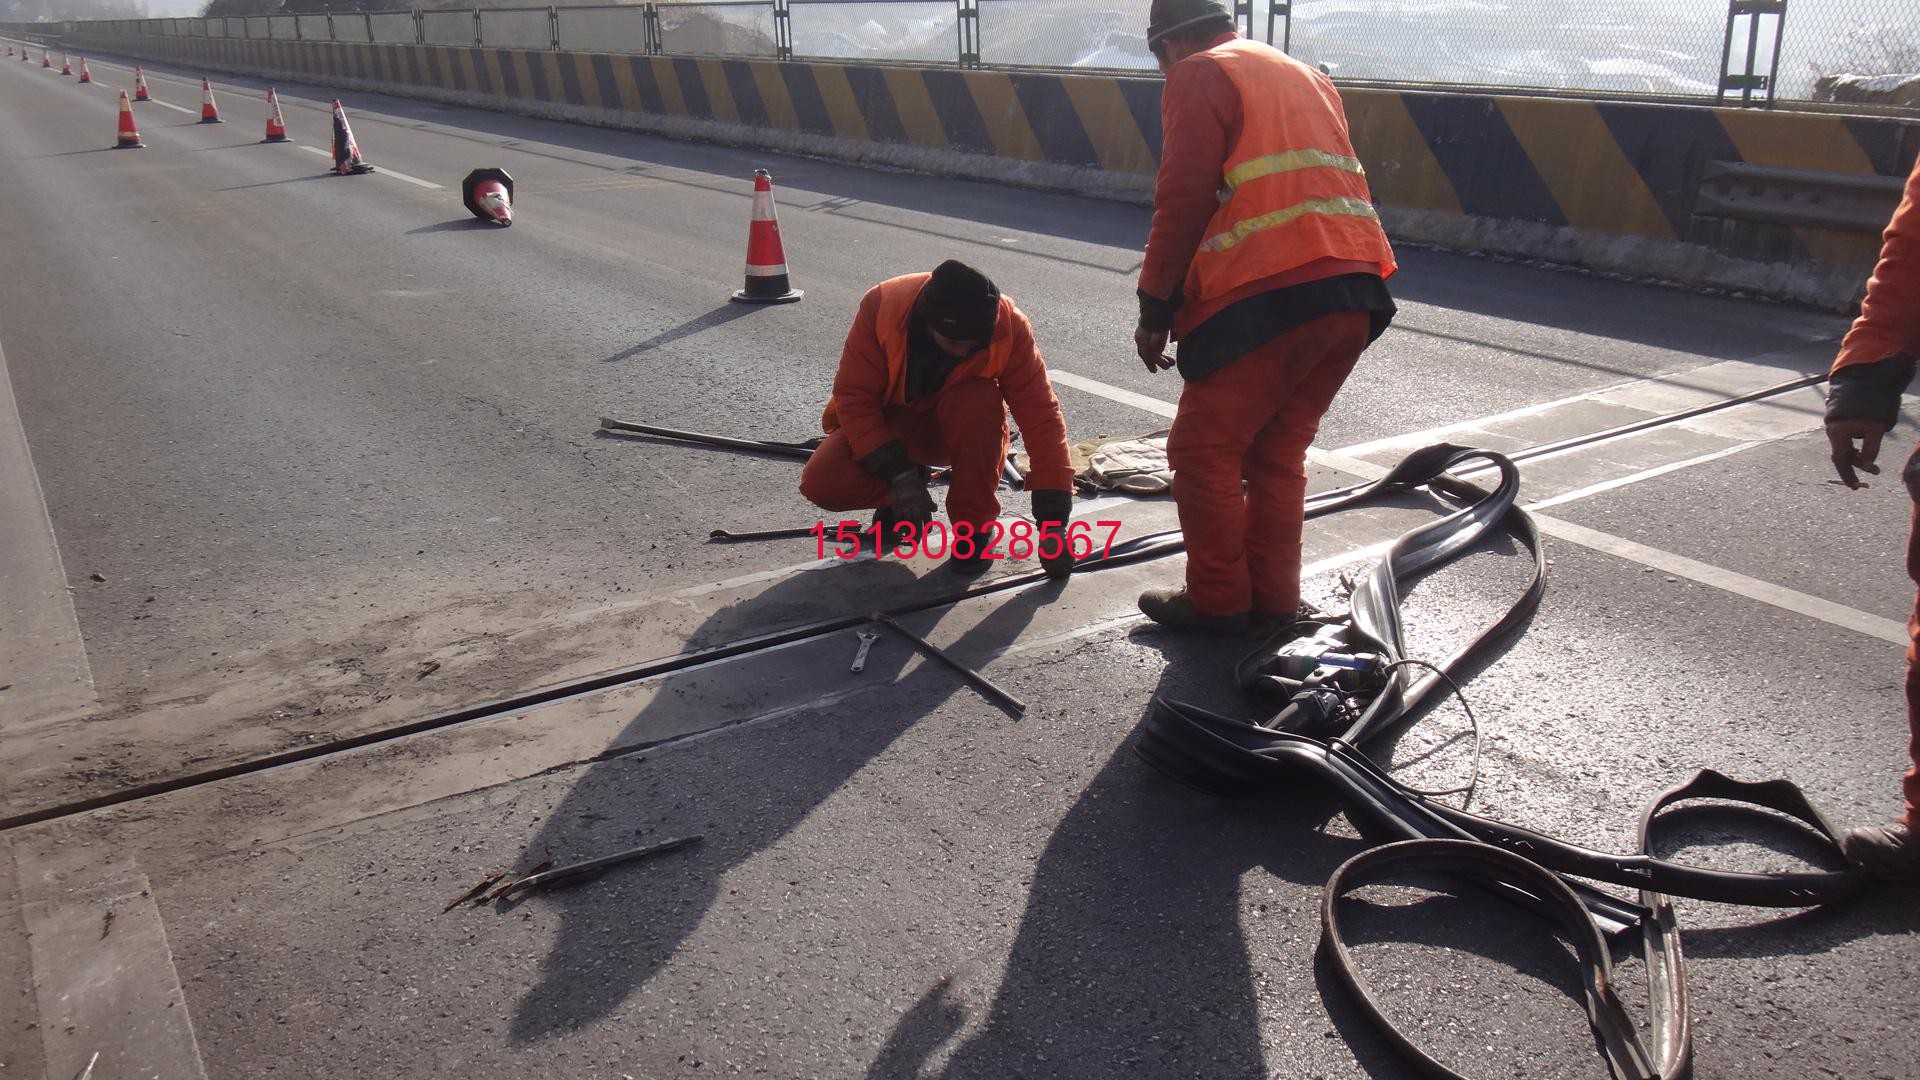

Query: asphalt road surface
left=1, top=43, right=1915, bottom=1080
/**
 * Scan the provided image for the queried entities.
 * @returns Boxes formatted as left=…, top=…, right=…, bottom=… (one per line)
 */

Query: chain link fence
left=23, top=0, right=1920, bottom=107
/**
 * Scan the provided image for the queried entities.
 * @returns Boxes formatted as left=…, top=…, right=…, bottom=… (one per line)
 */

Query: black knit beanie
left=1146, top=0, right=1232, bottom=47
left=915, top=260, right=1000, bottom=342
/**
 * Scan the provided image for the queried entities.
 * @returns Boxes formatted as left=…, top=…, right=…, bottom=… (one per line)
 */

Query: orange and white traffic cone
left=76, top=58, right=91, bottom=84
left=134, top=67, right=150, bottom=101
left=329, top=100, right=373, bottom=175
left=198, top=78, right=223, bottom=123
left=41, top=49, right=51, bottom=68
left=6, top=46, right=12, bottom=57
left=730, top=170, right=802, bottom=304
left=261, top=87, right=289, bottom=143
left=461, top=168, right=515, bottom=226
left=59, top=54, right=71, bottom=76
left=112, top=90, right=144, bottom=149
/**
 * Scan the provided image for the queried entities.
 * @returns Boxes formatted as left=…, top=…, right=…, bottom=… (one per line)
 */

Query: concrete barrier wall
left=53, top=28, right=1920, bottom=308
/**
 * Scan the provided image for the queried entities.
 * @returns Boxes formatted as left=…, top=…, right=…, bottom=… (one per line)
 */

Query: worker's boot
left=1251, top=600, right=1327, bottom=640
left=1137, top=588, right=1249, bottom=635
left=1842, top=821, right=1920, bottom=881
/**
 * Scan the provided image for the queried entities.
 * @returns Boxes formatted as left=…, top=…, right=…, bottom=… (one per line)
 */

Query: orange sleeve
left=1138, top=54, right=1240, bottom=307
left=996, top=311, right=1076, bottom=493
left=1834, top=156, right=1920, bottom=374
left=829, top=286, right=900, bottom=461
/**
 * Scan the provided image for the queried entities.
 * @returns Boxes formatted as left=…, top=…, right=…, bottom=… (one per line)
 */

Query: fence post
left=773, top=0, right=792, bottom=60
left=1270, top=0, right=1291, bottom=52
left=645, top=3, right=661, bottom=55
left=473, top=8, right=483, bottom=46
left=1717, top=0, right=1786, bottom=107
left=549, top=5, right=559, bottom=49
left=955, top=0, right=980, bottom=68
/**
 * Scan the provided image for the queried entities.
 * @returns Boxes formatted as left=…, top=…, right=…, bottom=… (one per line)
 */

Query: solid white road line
left=1051, top=366, right=1905, bottom=645
left=1047, top=370, right=1177, bottom=420
left=147, top=99, right=195, bottom=115
left=297, top=143, right=443, bottom=188
left=0, top=336, right=95, bottom=723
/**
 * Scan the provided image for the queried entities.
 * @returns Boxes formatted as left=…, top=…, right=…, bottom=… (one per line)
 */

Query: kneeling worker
left=800, top=261, right=1076, bottom=577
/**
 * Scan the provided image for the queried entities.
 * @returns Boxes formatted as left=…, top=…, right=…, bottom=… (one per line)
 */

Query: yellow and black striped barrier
left=53, top=29, right=1920, bottom=306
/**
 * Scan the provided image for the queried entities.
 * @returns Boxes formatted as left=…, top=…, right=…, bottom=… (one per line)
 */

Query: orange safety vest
left=822, top=273, right=1019, bottom=431
left=1183, top=39, right=1396, bottom=306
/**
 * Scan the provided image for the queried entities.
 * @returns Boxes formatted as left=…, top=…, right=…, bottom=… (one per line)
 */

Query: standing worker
left=1823, top=153, right=1920, bottom=880
left=1131, top=0, right=1397, bottom=633
left=800, top=261, right=1077, bottom=577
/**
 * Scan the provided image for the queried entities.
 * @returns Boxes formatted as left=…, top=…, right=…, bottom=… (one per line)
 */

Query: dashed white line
left=1048, top=370, right=1177, bottom=420
left=297, top=144, right=442, bottom=189
left=147, top=100, right=195, bottom=115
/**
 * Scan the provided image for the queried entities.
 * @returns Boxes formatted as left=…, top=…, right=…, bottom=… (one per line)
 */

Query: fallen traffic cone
left=260, top=87, right=289, bottom=143
left=113, top=90, right=144, bottom=149
left=461, top=168, right=515, bottom=226
left=77, top=58, right=90, bottom=83
left=134, top=67, right=150, bottom=101
left=198, top=78, right=223, bottom=123
left=730, top=169, right=802, bottom=304
left=329, top=100, right=373, bottom=175
left=59, top=54, right=71, bottom=76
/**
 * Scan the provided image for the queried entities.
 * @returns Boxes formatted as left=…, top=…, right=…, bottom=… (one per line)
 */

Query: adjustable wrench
left=849, top=628, right=879, bottom=673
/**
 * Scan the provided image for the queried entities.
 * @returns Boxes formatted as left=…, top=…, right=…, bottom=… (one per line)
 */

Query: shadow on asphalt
left=601, top=303, right=763, bottom=363
left=499, top=560, right=1052, bottom=1043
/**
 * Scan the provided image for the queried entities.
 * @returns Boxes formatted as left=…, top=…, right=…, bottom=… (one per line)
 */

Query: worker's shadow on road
left=873, top=629, right=1414, bottom=1080
left=505, top=561, right=1049, bottom=1044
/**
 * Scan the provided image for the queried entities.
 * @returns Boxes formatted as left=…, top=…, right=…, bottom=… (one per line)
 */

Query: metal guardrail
left=1696, top=160, right=1908, bottom=232
left=12, top=0, right=1920, bottom=109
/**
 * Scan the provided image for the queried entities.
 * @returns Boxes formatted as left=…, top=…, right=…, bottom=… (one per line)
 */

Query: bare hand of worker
left=888, top=469, right=936, bottom=526
left=1827, top=419, right=1886, bottom=489
left=1134, top=326, right=1175, bottom=374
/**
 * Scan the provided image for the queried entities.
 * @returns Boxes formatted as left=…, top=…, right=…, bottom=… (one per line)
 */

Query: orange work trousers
left=799, top=377, right=1011, bottom=534
left=1168, top=311, right=1371, bottom=617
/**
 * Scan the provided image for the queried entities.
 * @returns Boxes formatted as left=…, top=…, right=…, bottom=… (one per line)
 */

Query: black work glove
left=887, top=468, right=935, bottom=529
left=1031, top=489, right=1075, bottom=580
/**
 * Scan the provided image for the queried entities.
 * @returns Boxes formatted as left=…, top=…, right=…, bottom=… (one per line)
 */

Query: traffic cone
left=77, top=58, right=90, bottom=84
left=41, top=49, right=50, bottom=68
left=462, top=168, right=515, bottom=226
left=730, top=170, right=802, bottom=304
left=261, top=87, right=289, bottom=143
left=329, top=100, right=373, bottom=175
left=198, top=78, right=223, bottom=123
left=112, top=90, right=144, bottom=149
left=6, top=46, right=13, bottom=57
left=59, top=54, right=71, bottom=76
left=134, top=67, right=150, bottom=101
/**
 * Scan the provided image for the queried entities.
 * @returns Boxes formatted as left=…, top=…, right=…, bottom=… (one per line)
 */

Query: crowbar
left=871, top=612, right=1025, bottom=717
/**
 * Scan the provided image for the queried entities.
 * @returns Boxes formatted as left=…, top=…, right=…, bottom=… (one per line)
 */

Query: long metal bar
left=872, top=611, right=1027, bottom=716
left=598, top=416, right=817, bottom=459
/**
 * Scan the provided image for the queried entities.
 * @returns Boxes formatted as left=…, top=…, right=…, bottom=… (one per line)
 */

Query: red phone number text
left=811, top=520, right=1121, bottom=561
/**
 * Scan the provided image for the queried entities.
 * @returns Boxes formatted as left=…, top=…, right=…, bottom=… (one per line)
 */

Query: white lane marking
left=0, top=335, right=96, bottom=722
left=1521, top=441, right=1761, bottom=512
left=1531, top=514, right=1907, bottom=645
left=1333, top=385, right=1606, bottom=459
left=297, top=144, right=443, bottom=189
left=1048, top=370, right=1177, bottom=419
left=148, top=100, right=195, bottom=115
left=18, top=866, right=210, bottom=1080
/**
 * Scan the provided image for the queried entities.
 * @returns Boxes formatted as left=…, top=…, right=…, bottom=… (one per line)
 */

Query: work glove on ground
left=1031, top=489, right=1075, bottom=580
left=887, top=468, right=936, bottom=530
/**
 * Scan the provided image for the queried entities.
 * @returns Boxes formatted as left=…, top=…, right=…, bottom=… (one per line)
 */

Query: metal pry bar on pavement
left=493, top=835, right=702, bottom=899
left=870, top=612, right=1026, bottom=717
left=597, top=417, right=819, bottom=460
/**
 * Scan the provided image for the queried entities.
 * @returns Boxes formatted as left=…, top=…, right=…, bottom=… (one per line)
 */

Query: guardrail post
left=1233, top=0, right=1251, bottom=37
left=1717, top=0, right=1786, bottom=107
left=1270, top=0, right=1291, bottom=52
left=955, top=0, right=980, bottom=68
left=549, top=5, right=559, bottom=49
left=413, top=8, right=424, bottom=45
left=364, top=12, right=374, bottom=44
left=773, top=0, right=792, bottom=60
left=473, top=7, right=482, bottom=46
left=644, top=3, right=662, bottom=55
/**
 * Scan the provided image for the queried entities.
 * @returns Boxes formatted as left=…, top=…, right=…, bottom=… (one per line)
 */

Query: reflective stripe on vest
left=1200, top=195, right=1382, bottom=254
left=1181, top=39, right=1395, bottom=303
left=1222, top=148, right=1366, bottom=194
